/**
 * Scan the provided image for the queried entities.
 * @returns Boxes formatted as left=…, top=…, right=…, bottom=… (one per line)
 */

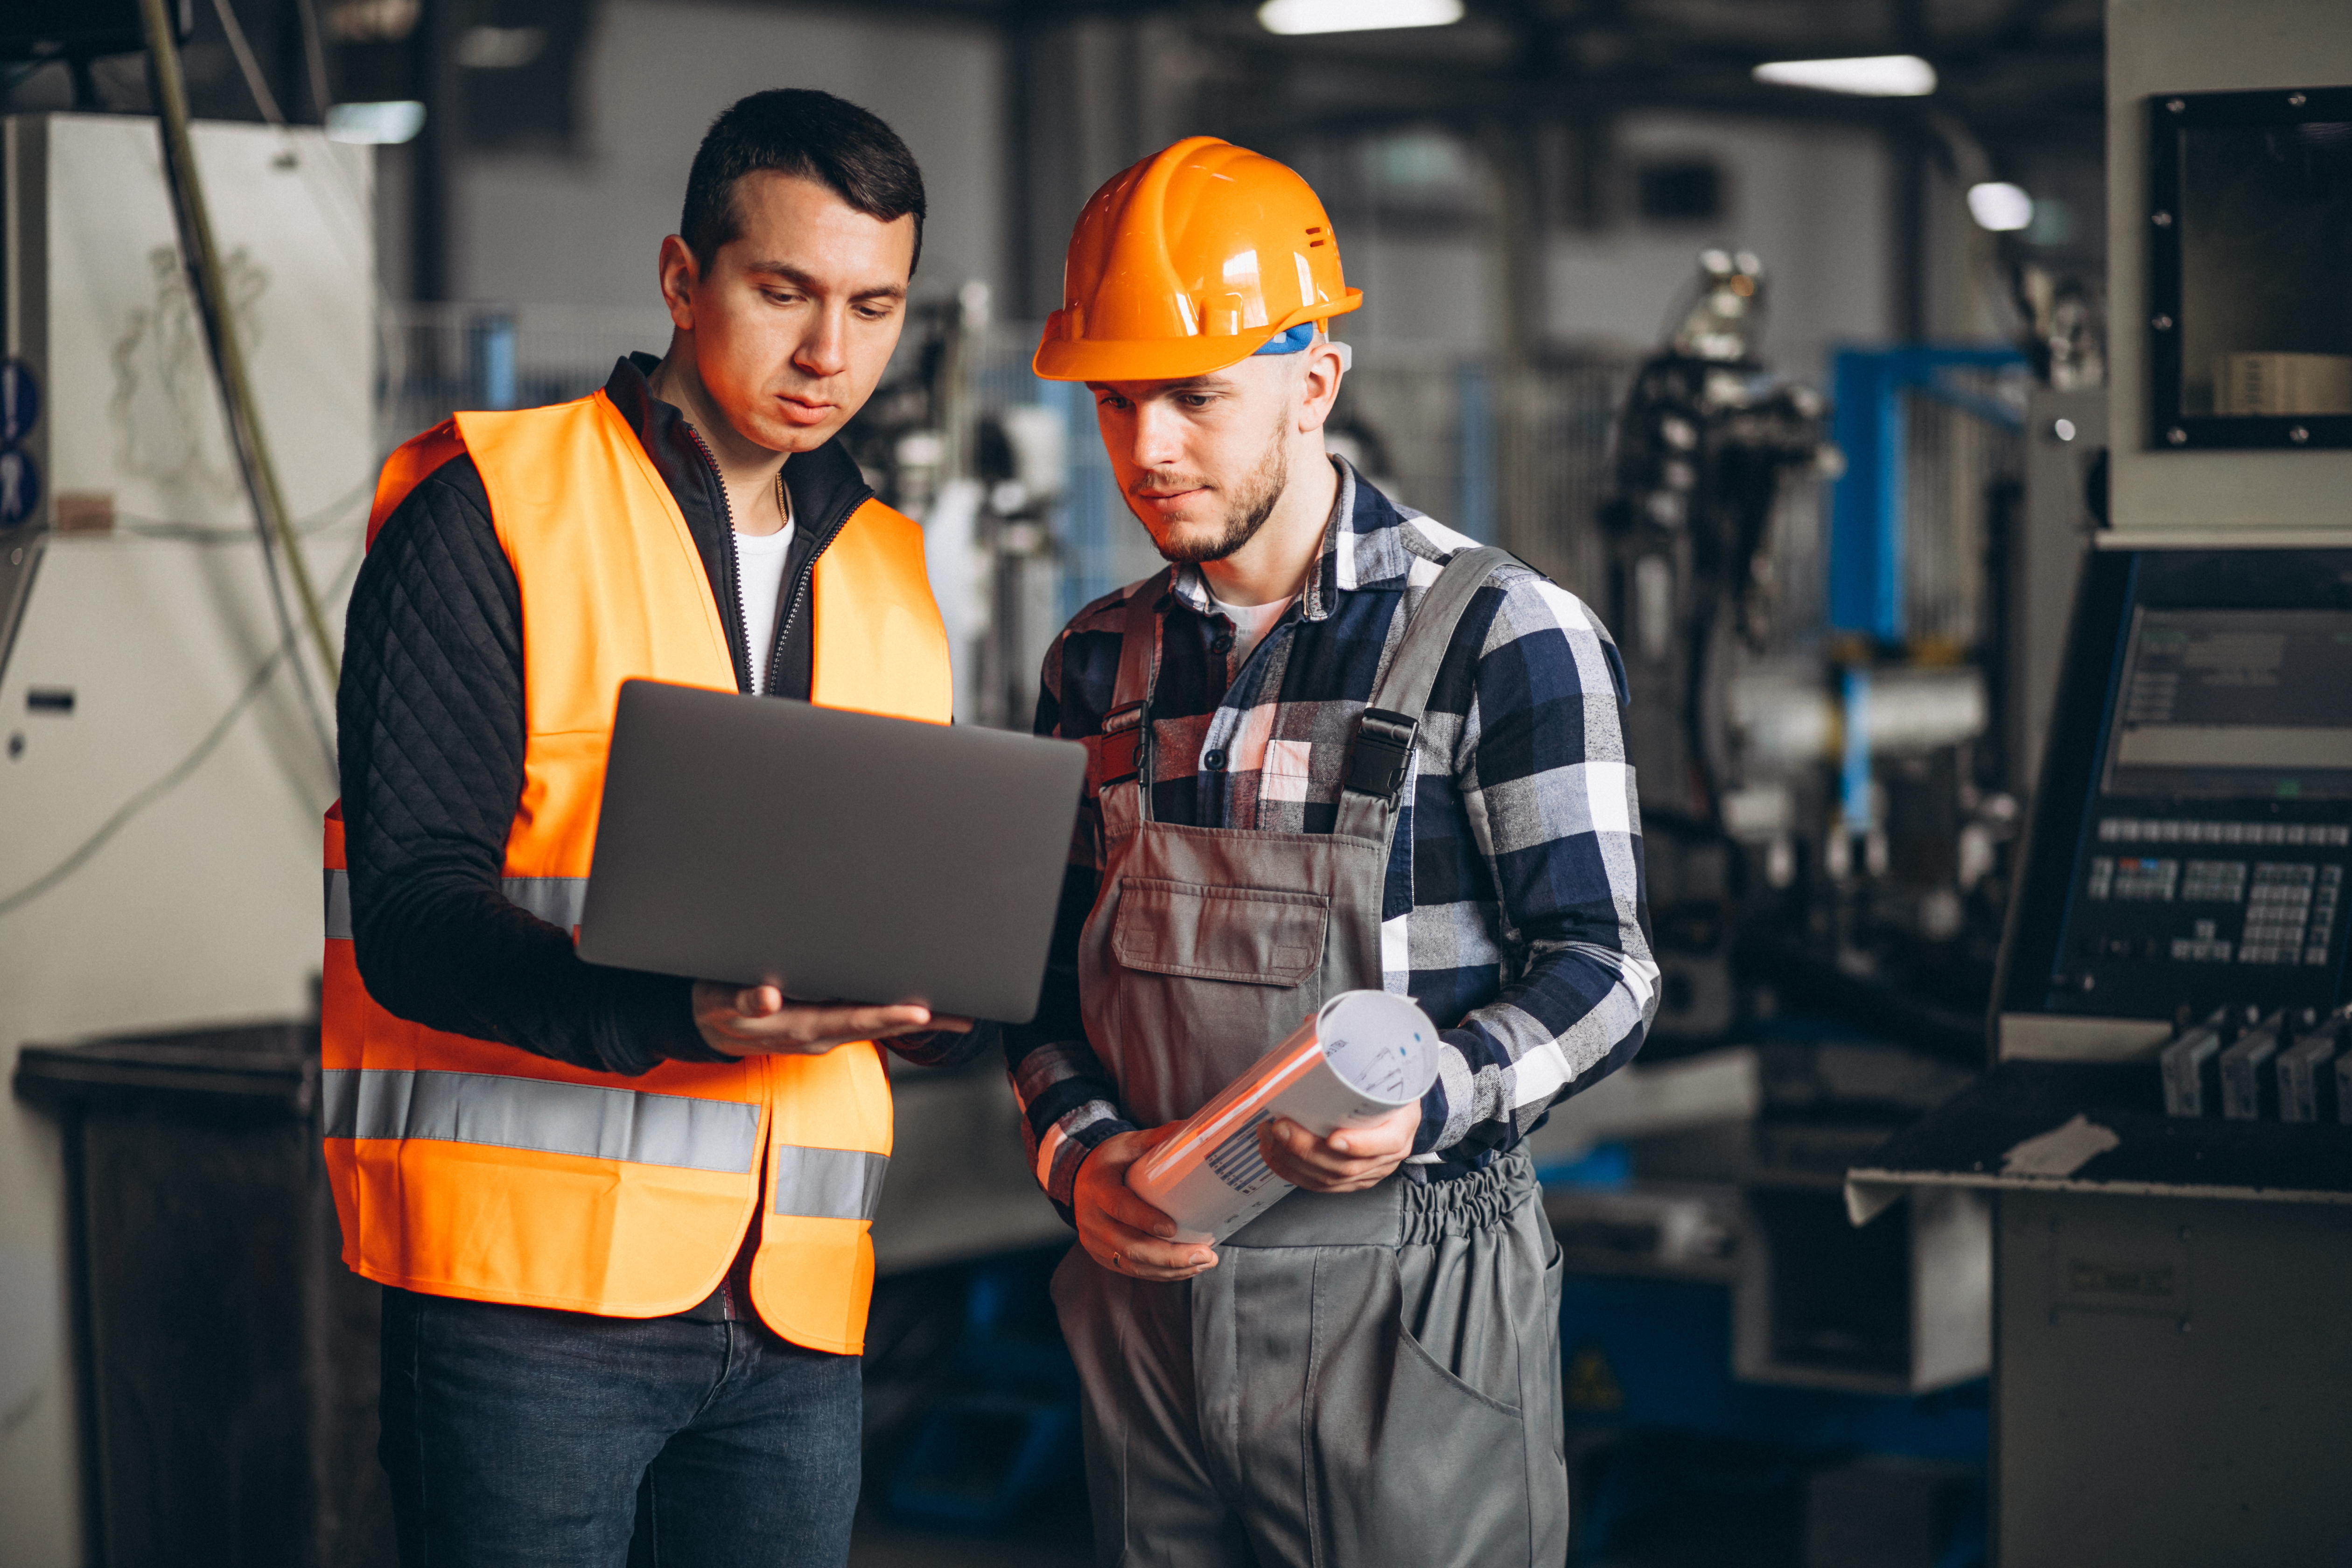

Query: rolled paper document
left=1127, top=990, right=1440, bottom=1244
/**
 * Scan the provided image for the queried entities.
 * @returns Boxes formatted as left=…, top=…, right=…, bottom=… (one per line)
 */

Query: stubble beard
left=1136, top=415, right=1293, bottom=566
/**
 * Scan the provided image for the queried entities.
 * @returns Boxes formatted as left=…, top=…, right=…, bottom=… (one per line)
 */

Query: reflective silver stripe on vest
left=502, top=876, right=589, bottom=930
left=324, top=869, right=353, bottom=940
left=321, top=870, right=588, bottom=940
left=321, top=1067, right=760, bottom=1174
left=771, top=1145, right=889, bottom=1223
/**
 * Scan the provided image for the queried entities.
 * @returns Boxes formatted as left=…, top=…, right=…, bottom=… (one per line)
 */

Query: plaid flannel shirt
left=1006, top=460, right=1658, bottom=1209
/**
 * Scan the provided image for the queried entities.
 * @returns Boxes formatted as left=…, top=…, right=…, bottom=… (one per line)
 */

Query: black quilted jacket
left=338, top=355, right=889, bottom=1076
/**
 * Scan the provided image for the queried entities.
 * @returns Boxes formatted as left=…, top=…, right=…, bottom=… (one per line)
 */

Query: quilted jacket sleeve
left=336, top=455, right=724, bottom=1075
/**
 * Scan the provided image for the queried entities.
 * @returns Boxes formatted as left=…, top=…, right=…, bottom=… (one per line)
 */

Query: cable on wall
left=0, top=532, right=367, bottom=921
left=137, top=0, right=343, bottom=782
left=0, top=645, right=287, bottom=920
left=207, top=0, right=284, bottom=126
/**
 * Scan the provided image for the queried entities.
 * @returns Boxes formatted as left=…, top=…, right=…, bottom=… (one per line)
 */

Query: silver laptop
left=577, top=679, right=1085, bottom=1024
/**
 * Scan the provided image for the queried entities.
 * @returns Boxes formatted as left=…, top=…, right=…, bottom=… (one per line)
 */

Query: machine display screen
left=2102, top=608, right=2352, bottom=801
left=2008, top=551, right=2352, bottom=1021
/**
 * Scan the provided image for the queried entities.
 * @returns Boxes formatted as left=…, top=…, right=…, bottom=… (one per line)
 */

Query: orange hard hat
left=1033, top=136, right=1362, bottom=383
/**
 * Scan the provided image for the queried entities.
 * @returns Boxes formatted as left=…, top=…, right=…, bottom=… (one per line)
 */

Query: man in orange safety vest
left=332, top=90, right=976, bottom=1566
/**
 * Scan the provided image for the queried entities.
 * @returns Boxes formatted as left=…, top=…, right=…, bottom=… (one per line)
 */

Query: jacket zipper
left=681, top=424, right=757, bottom=695
left=768, top=501, right=858, bottom=696
left=681, top=425, right=864, bottom=700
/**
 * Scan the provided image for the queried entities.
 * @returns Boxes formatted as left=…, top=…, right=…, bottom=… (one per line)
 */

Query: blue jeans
left=378, top=1286, right=861, bottom=1568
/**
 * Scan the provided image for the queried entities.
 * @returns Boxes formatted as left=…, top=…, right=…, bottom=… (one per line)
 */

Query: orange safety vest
left=321, top=390, right=951, bottom=1354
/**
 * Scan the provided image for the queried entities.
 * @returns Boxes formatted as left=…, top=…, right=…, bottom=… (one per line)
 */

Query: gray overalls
left=1051, top=546, right=1570, bottom=1568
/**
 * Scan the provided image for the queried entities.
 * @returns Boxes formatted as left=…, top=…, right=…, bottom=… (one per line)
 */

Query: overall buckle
left=1345, top=708, right=1419, bottom=799
left=1099, top=701, right=1150, bottom=781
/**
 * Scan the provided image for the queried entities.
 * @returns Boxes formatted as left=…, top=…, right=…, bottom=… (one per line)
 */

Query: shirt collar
left=1169, top=454, right=1408, bottom=623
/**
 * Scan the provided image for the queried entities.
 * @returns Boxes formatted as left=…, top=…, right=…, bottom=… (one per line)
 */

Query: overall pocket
left=1104, top=878, right=1331, bottom=1125
left=1110, top=878, right=1329, bottom=984
left=1304, top=1244, right=1534, bottom=1568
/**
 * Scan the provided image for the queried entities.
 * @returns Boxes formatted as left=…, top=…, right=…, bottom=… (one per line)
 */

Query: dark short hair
left=679, top=90, right=926, bottom=275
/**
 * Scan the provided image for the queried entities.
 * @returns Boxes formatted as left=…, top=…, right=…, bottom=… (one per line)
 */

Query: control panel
left=2024, top=559, right=2352, bottom=1020
left=2060, top=814, right=2346, bottom=1014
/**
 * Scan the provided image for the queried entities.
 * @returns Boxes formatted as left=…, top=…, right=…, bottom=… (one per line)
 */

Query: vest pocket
left=1110, top=878, right=1330, bottom=986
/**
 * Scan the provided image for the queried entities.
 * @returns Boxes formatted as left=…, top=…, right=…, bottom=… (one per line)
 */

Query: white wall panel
left=0, top=114, right=369, bottom=1567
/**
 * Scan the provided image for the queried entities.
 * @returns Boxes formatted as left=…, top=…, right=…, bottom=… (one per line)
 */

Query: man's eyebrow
left=1083, top=376, right=1234, bottom=396
left=742, top=260, right=907, bottom=301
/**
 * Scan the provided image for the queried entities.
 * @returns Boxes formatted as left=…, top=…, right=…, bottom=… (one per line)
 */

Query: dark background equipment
left=13, top=1022, right=395, bottom=1568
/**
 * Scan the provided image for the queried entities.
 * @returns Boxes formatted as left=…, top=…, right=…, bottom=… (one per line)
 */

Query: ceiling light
left=1258, top=0, right=1464, bottom=37
left=325, top=101, right=427, bottom=145
left=1967, top=181, right=2035, bottom=232
left=1752, top=54, right=1938, bottom=98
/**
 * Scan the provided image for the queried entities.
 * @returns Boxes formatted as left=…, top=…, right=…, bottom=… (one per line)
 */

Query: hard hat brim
left=1032, top=292, right=1362, bottom=383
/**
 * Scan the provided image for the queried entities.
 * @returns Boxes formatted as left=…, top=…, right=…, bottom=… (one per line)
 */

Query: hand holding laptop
left=692, top=980, right=973, bottom=1058
left=580, top=682, right=1087, bottom=1025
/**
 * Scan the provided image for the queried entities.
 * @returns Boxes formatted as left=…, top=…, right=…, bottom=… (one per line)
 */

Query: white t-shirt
left=735, top=518, right=796, bottom=695
left=1206, top=588, right=1300, bottom=665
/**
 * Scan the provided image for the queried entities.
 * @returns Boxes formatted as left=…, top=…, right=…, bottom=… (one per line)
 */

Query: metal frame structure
left=1827, top=344, right=2026, bottom=646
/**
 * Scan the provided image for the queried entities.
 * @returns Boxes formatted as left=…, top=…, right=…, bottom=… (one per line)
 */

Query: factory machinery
left=1519, top=14, right=2352, bottom=1557
left=1842, top=6, right=2352, bottom=1563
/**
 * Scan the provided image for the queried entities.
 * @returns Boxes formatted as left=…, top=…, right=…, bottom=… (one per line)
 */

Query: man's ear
left=1296, top=341, right=1345, bottom=435
left=657, top=235, right=701, bottom=332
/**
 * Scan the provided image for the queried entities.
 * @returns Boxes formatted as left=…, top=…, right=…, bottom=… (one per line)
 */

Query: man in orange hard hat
left=1008, top=137, right=1659, bottom=1567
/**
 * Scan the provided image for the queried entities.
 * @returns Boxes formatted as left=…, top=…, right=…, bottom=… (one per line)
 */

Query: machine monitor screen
left=2102, top=607, right=2352, bottom=801
left=2016, top=553, right=2352, bottom=1021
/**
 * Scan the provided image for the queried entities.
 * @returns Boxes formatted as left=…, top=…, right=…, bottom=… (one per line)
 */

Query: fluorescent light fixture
left=1967, top=181, right=2034, bottom=232
left=325, top=100, right=427, bottom=144
left=1258, top=0, right=1463, bottom=36
left=1752, top=54, right=1937, bottom=97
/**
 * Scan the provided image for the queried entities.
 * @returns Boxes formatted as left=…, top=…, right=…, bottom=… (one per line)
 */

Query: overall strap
left=1334, top=545, right=1518, bottom=842
left=1097, top=570, right=1174, bottom=814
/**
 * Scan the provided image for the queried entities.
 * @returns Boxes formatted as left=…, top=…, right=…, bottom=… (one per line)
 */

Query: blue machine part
left=1534, top=1140, right=1633, bottom=1190
left=954, top=1260, right=1081, bottom=1393
left=1827, top=345, right=2026, bottom=643
left=1561, top=1272, right=1988, bottom=1463
left=886, top=1393, right=1081, bottom=1532
left=886, top=1258, right=1084, bottom=1533
left=1045, top=376, right=1124, bottom=625
left=1841, top=665, right=1874, bottom=834
left=472, top=314, right=518, bottom=411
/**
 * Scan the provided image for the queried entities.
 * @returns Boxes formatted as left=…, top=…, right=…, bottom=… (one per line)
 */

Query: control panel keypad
left=2098, top=817, right=2352, bottom=848
left=2087, top=845, right=2340, bottom=968
left=2242, top=863, right=2319, bottom=965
